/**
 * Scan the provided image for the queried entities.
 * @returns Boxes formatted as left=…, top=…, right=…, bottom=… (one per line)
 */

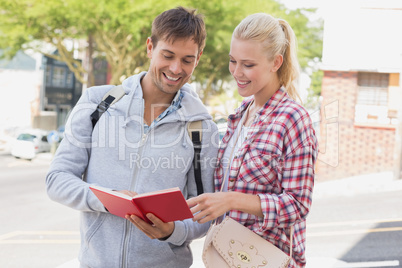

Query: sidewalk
left=55, top=171, right=402, bottom=268
left=313, top=171, right=402, bottom=198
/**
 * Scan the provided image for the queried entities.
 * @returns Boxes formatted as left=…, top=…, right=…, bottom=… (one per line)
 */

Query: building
left=38, top=53, right=83, bottom=130
left=0, top=51, right=43, bottom=133
left=317, top=1, right=402, bottom=181
left=0, top=49, right=109, bottom=137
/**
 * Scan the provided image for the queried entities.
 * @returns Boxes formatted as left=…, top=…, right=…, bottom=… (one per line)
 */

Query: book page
left=133, top=187, right=180, bottom=198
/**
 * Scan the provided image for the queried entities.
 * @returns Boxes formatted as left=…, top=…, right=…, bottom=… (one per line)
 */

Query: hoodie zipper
left=122, top=98, right=148, bottom=268
left=122, top=131, right=148, bottom=268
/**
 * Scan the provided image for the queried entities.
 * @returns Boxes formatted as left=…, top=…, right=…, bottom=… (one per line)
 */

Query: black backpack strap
left=188, top=121, right=203, bottom=195
left=91, top=95, right=115, bottom=128
left=90, top=85, right=126, bottom=128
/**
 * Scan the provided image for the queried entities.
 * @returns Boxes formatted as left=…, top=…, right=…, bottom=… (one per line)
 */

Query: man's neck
left=140, top=73, right=177, bottom=125
left=141, top=73, right=176, bottom=106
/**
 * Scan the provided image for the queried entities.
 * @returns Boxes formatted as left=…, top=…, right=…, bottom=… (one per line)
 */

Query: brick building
left=316, top=1, right=402, bottom=181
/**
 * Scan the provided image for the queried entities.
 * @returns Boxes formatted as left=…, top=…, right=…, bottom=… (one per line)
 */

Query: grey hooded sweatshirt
left=46, top=72, right=219, bottom=268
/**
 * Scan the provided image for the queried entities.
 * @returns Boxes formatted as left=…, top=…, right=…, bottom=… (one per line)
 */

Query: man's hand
left=126, top=213, right=175, bottom=240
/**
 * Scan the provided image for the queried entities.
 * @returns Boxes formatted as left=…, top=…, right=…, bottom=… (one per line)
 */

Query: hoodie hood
left=122, top=71, right=212, bottom=123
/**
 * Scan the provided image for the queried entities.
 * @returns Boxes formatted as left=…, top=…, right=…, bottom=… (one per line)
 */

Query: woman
left=187, top=13, right=318, bottom=267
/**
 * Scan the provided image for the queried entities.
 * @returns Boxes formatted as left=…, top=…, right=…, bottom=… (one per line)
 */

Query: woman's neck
left=253, top=77, right=281, bottom=109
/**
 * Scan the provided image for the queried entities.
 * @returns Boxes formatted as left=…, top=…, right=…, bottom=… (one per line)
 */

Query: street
left=0, top=152, right=80, bottom=268
left=0, top=152, right=401, bottom=268
left=306, top=192, right=402, bottom=267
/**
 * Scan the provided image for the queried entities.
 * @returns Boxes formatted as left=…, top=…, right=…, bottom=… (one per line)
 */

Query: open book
left=90, top=185, right=193, bottom=223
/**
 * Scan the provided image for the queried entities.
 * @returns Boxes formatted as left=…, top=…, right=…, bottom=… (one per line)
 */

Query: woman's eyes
left=230, top=60, right=254, bottom=68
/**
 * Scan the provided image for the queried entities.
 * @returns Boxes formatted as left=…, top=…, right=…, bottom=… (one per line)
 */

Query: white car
left=11, top=132, right=51, bottom=160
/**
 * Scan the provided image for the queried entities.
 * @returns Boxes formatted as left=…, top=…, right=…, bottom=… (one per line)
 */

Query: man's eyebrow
left=162, top=49, right=196, bottom=58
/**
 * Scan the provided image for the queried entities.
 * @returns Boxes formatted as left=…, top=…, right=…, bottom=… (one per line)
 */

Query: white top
left=221, top=113, right=250, bottom=192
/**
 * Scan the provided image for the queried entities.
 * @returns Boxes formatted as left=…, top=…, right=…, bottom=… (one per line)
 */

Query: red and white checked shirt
left=215, top=88, right=318, bottom=268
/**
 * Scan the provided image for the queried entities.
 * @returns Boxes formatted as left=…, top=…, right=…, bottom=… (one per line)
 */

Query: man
left=46, top=7, right=218, bottom=268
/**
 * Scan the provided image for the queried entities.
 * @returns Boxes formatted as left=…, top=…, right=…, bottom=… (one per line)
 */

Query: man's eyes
left=163, top=55, right=193, bottom=64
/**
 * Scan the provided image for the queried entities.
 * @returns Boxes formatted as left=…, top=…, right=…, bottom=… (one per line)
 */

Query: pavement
left=52, top=171, right=402, bottom=268
left=313, top=171, right=402, bottom=198
left=3, top=148, right=402, bottom=268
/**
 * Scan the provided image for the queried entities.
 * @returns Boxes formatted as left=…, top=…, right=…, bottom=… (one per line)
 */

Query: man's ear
left=272, top=54, right=283, bottom=72
left=146, top=37, right=153, bottom=59
left=195, top=50, right=203, bottom=67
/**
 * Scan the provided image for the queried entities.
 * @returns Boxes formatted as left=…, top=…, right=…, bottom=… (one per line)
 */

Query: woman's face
left=229, top=37, right=280, bottom=99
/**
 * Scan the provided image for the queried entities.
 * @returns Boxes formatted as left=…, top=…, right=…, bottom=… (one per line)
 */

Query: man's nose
left=169, top=59, right=182, bottom=74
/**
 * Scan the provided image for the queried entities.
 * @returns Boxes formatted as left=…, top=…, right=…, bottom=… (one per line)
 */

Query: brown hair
left=233, top=13, right=301, bottom=102
left=151, top=6, right=206, bottom=53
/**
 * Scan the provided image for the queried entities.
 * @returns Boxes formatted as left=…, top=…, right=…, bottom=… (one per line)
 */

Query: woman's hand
left=187, top=192, right=264, bottom=224
left=187, top=192, right=232, bottom=224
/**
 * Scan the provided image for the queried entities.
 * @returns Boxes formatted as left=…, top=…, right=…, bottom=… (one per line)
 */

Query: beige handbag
left=202, top=104, right=293, bottom=267
left=202, top=217, right=293, bottom=268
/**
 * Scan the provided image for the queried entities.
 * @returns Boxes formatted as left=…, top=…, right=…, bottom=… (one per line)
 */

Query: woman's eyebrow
left=229, top=54, right=256, bottom=62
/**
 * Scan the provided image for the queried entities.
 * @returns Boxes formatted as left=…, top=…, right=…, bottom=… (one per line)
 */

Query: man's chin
left=159, top=83, right=182, bottom=95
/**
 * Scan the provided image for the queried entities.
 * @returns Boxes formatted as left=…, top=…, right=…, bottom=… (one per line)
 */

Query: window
left=66, top=72, right=74, bottom=88
left=356, top=73, right=388, bottom=106
left=46, top=66, right=52, bottom=84
left=52, top=66, right=66, bottom=87
left=354, top=72, right=397, bottom=126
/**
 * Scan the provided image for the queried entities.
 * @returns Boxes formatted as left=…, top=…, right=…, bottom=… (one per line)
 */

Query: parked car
left=11, top=131, right=51, bottom=159
left=215, top=117, right=228, bottom=142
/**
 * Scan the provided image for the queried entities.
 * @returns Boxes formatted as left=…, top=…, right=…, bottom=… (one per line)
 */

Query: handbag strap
left=213, top=103, right=251, bottom=225
left=220, top=100, right=295, bottom=258
left=219, top=129, right=243, bottom=193
left=289, top=225, right=294, bottom=257
left=219, top=100, right=253, bottom=193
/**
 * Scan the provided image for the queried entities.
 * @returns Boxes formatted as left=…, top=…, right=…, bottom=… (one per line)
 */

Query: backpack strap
left=90, top=85, right=126, bottom=128
left=188, top=120, right=204, bottom=195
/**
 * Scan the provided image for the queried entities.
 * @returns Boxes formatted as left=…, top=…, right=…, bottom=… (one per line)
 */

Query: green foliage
left=304, top=69, right=323, bottom=110
left=309, top=70, right=323, bottom=96
left=0, top=0, right=322, bottom=102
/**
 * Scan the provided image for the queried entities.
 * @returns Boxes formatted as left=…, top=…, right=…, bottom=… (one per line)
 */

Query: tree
left=0, top=0, right=85, bottom=83
left=0, top=0, right=174, bottom=87
left=0, top=0, right=322, bottom=101
left=193, top=0, right=323, bottom=103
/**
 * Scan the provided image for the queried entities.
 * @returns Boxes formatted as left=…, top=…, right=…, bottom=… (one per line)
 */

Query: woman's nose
left=232, top=64, right=242, bottom=77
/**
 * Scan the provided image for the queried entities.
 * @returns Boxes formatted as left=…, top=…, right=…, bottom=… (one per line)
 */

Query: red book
left=89, top=185, right=193, bottom=223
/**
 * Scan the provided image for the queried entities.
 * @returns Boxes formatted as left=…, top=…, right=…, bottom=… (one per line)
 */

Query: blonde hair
left=233, top=13, right=301, bottom=102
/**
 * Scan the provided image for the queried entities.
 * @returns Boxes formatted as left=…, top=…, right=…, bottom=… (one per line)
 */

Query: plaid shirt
left=215, top=88, right=318, bottom=268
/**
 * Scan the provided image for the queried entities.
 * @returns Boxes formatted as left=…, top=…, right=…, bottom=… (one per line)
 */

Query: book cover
left=89, top=185, right=193, bottom=223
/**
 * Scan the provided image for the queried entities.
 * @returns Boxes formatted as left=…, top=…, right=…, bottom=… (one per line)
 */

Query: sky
left=281, top=0, right=402, bottom=19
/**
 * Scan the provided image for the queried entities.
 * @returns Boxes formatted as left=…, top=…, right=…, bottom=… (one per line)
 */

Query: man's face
left=146, top=37, right=202, bottom=95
